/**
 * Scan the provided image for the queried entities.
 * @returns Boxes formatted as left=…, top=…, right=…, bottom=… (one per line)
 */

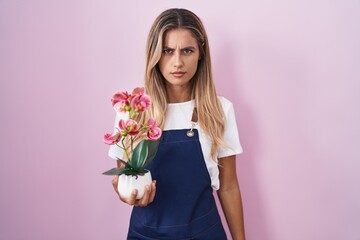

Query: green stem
left=129, top=109, right=138, bottom=119
left=116, top=143, right=125, bottom=150
left=121, top=137, right=130, bottom=161
left=130, top=137, right=134, bottom=153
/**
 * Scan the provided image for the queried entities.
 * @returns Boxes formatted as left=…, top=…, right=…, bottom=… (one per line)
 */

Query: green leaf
left=122, top=168, right=149, bottom=176
left=130, top=140, right=149, bottom=169
left=143, top=139, right=160, bottom=168
left=121, top=169, right=136, bottom=175
left=102, top=168, right=124, bottom=175
left=116, top=158, right=129, bottom=168
left=138, top=169, right=149, bottom=174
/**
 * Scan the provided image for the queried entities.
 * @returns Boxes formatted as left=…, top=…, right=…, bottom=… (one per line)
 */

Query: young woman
left=109, top=8, right=246, bottom=240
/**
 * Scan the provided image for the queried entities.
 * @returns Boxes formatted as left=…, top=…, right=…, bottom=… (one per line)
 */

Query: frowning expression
left=158, top=28, right=200, bottom=89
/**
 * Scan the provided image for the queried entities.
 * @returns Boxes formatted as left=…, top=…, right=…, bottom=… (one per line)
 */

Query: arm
left=217, top=155, right=246, bottom=240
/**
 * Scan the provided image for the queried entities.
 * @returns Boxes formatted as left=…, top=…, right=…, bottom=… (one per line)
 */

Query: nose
left=173, top=51, right=184, bottom=68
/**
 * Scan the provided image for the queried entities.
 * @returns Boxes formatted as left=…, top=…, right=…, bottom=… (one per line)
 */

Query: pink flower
left=103, top=132, right=121, bottom=145
left=112, top=91, right=131, bottom=112
left=131, top=93, right=151, bottom=112
left=147, top=126, right=162, bottom=140
left=132, top=87, right=145, bottom=95
left=147, top=118, right=157, bottom=128
left=146, top=118, right=162, bottom=140
left=119, top=119, right=139, bottom=136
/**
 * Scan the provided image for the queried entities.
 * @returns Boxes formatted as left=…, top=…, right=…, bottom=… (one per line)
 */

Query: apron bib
left=127, top=129, right=226, bottom=240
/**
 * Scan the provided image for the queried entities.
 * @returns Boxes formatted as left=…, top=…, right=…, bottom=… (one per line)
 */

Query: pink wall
left=1, top=1, right=359, bottom=239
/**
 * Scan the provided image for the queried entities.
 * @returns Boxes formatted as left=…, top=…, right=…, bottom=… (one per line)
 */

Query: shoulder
left=217, top=96, right=234, bottom=113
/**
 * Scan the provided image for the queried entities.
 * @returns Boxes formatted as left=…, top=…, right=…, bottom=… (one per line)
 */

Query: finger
left=124, top=189, right=138, bottom=205
left=112, top=176, right=119, bottom=193
left=112, top=175, right=119, bottom=185
left=137, top=185, right=151, bottom=207
left=148, top=180, right=157, bottom=203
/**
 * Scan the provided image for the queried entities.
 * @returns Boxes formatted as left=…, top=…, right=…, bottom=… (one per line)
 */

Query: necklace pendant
left=186, top=130, right=194, bottom=137
left=187, top=121, right=197, bottom=137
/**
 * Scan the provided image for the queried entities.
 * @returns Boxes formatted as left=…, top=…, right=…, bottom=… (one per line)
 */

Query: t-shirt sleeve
left=217, top=97, right=243, bottom=158
left=108, top=111, right=127, bottom=160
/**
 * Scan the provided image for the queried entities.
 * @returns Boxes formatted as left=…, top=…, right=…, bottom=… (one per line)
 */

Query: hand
left=112, top=175, right=157, bottom=207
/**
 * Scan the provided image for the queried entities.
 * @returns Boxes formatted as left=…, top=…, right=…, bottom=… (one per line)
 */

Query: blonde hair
left=141, top=8, right=225, bottom=159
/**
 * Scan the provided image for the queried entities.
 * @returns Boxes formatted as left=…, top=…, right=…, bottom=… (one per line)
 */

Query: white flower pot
left=117, top=171, right=152, bottom=199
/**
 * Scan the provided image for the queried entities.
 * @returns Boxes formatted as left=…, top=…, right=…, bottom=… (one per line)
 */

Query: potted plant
left=103, top=87, right=161, bottom=199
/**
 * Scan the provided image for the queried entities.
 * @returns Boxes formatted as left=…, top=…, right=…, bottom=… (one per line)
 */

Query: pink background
left=1, top=1, right=359, bottom=240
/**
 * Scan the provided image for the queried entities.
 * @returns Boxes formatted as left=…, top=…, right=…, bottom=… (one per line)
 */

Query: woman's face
left=158, top=28, right=200, bottom=90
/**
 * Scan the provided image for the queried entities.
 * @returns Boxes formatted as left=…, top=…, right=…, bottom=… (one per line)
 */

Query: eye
left=183, top=49, right=194, bottom=54
left=163, top=48, right=173, bottom=54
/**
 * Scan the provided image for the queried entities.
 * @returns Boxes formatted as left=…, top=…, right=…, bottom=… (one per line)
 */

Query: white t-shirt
left=108, top=96, right=243, bottom=190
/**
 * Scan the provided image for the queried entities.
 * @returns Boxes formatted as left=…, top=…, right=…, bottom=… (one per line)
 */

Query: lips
left=171, top=71, right=186, bottom=77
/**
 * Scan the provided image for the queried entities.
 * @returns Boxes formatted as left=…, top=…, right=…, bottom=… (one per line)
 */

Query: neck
left=166, top=84, right=192, bottom=103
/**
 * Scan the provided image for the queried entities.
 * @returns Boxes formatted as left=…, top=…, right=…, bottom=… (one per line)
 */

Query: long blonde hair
left=141, top=8, right=225, bottom=159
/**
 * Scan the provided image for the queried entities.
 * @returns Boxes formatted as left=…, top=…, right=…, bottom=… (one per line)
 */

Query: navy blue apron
left=127, top=128, right=227, bottom=240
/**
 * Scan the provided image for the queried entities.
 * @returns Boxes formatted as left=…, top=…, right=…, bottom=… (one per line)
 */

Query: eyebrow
left=163, top=46, right=197, bottom=50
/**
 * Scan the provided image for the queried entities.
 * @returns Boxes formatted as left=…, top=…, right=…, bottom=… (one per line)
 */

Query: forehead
left=163, top=28, right=198, bottom=47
